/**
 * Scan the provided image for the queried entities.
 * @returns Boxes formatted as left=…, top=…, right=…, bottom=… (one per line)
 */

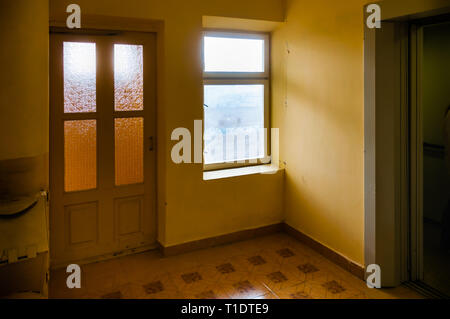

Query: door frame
left=409, top=22, right=423, bottom=282
left=363, top=4, right=450, bottom=287
left=49, top=20, right=161, bottom=268
left=409, top=17, right=450, bottom=283
left=364, top=19, right=409, bottom=287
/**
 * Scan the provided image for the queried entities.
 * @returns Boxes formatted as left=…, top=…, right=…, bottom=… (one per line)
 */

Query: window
left=203, top=31, right=270, bottom=170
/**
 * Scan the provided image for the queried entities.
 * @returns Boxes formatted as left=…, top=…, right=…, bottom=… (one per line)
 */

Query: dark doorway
left=421, top=22, right=450, bottom=296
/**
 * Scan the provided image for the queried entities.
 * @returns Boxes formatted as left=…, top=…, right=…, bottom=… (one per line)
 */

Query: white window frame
left=202, top=30, right=271, bottom=171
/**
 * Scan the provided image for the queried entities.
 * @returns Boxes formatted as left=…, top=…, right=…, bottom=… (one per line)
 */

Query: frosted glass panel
left=64, top=120, right=97, bottom=192
left=204, top=85, right=265, bottom=164
left=114, top=44, right=144, bottom=111
left=64, top=42, right=96, bottom=113
left=115, top=117, right=144, bottom=185
left=204, top=36, right=264, bottom=73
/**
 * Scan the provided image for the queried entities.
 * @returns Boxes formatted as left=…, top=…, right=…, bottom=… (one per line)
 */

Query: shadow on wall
left=271, top=0, right=366, bottom=266
left=0, top=156, right=47, bottom=198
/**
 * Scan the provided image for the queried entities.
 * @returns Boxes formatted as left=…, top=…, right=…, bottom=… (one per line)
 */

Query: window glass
left=204, top=36, right=264, bottom=73
left=115, top=117, right=144, bottom=185
left=204, top=84, right=265, bottom=164
left=64, top=42, right=96, bottom=113
left=64, top=120, right=97, bottom=191
left=114, top=44, right=144, bottom=111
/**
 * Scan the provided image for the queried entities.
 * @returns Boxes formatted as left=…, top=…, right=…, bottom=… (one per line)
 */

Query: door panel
left=50, top=31, right=156, bottom=267
left=115, top=196, right=144, bottom=247
left=65, top=202, right=99, bottom=247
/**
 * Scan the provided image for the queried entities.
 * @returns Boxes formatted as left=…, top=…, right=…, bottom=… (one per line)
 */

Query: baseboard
left=283, top=224, right=365, bottom=280
left=404, top=281, right=449, bottom=299
left=51, top=222, right=365, bottom=282
left=160, top=223, right=284, bottom=256
left=159, top=222, right=365, bottom=281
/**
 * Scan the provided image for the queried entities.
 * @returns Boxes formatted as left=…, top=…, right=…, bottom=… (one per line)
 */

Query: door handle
left=149, top=136, right=154, bottom=151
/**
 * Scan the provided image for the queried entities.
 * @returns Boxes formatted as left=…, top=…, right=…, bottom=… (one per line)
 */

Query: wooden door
left=50, top=31, right=156, bottom=267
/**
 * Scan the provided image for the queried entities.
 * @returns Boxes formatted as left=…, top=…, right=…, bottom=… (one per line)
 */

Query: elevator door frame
left=364, top=4, right=450, bottom=287
left=409, top=17, right=450, bottom=287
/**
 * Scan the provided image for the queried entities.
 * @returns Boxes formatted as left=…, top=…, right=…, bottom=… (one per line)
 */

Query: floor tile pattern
left=50, top=233, right=424, bottom=299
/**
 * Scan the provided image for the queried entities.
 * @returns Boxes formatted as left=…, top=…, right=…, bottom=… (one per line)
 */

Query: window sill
left=203, top=164, right=281, bottom=181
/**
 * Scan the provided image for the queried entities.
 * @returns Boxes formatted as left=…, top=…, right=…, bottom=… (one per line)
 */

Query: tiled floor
left=49, top=233, right=423, bottom=299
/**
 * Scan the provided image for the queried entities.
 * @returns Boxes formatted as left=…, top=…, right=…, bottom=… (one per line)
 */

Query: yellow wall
left=49, top=0, right=285, bottom=247
left=272, top=0, right=372, bottom=265
left=272, top=0, right=450, bottom=266
left=0, top=0, right=49, bottom=161
left=0, top=0, right=49, bottom=196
